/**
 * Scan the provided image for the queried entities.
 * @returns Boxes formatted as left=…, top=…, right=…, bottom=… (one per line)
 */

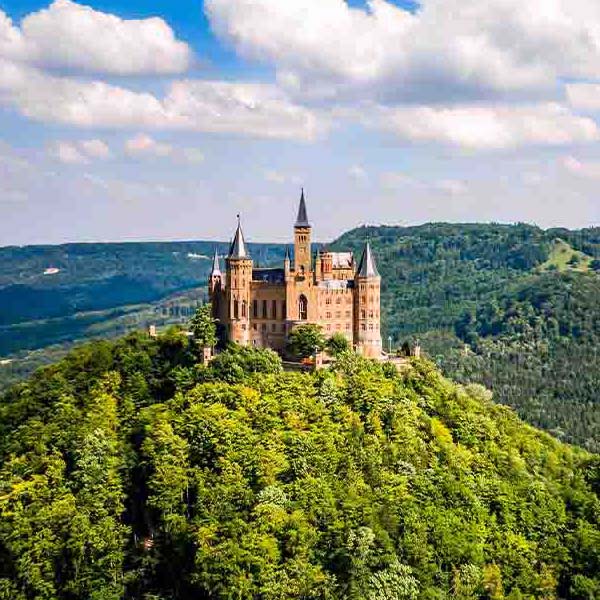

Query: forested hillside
left=2, top=223, right=600, bottom=450
left=334, top=224, right=600, bottom=451
left=0, top=332, right=599, bottom=599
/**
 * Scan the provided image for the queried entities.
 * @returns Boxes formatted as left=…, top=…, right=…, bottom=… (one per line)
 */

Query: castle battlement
left=208, top=190, right=382, bottom=358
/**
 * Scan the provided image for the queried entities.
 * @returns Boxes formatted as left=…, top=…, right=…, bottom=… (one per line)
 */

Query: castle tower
left=294, top=189, right=311, bottom=277
left=208, top=247, right=222, bottom=295
left=225, top=217, right=252, bottom=345
left=208, top=247, right=223, bottom=320
left=354, top=241, right=382, bottom=358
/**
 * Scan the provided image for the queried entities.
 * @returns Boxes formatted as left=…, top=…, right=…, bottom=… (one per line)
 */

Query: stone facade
left=208, top=191, right=382, bottom=358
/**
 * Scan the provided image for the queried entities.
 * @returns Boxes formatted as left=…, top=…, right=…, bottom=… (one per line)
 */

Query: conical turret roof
left=295, top=188, right=310, bottom=228
left=210, top=247, right=221, bottom=275
left=356, top=241, right=379, bottom=278
left=228, top=216, right=250, bottom=259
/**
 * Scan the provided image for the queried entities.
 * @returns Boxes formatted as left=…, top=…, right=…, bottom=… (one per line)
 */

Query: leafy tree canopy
left=189, top=303, right=217, bottom=348
left=0, top=332, right=598, bottom=599
left=286, top=323, right=326, bottom=359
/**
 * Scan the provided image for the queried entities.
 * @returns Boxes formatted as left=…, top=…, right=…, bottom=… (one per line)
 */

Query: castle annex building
left=208, top=191, right=382, bottom=358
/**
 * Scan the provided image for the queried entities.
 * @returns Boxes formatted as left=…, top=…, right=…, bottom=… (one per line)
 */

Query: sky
left=2, top=0, right=600, bottom=245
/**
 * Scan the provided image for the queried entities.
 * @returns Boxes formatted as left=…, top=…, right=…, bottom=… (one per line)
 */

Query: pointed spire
left=228, top=214, right=250, bottom=259
left=211, top=247, right=221, bottom=275
left=356, top=241, right=379, bottom=278
left=284, top=245, right=291, bottom=262
left=295, top=188, right=310, bottom=228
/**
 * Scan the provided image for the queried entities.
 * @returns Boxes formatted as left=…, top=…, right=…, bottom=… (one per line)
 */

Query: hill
left=333, top=224, right=600, bottom=452
left=0, top=333, right=599, bottom=599
left=2, top=223, right=600, bottom=451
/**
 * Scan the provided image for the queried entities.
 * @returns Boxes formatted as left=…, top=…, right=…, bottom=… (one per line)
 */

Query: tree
left=190, top=304, right=217, bottom=348
left=286, top=324, right=326, bottom=359
left=327, top=333, right=351, bottom=356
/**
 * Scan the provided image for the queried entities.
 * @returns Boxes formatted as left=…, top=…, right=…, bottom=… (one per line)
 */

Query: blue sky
left=1, top=0, right=600, bottom=245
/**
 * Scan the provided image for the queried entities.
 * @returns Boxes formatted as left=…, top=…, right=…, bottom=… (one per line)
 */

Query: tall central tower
left=294, top=189, right=311, bottom=277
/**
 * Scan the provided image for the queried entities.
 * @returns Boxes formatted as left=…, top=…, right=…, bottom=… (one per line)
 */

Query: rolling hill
left=2, top=223, right=600, bottom=450
left=0, top=335, right=598, bottom=599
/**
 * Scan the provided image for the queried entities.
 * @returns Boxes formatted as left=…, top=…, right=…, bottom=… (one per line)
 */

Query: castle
left=208, top=191, right=382, bottom=358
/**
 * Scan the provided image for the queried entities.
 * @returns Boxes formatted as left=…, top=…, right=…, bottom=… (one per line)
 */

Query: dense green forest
left=2, top=223, right=600, bottom=451
left=1, top=331, right=599, bottom=599
left=334, top=224, right=600, bottom=452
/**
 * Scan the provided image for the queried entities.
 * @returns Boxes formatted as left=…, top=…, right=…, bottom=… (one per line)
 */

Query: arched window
left=299, top=294, right=308, bottom=320
left=242, top=301, right=247, bottom=318
left=233, top=300, right=239, bottom=319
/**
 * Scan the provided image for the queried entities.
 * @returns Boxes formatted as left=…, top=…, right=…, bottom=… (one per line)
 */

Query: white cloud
left=205, top=0, right=600, bottom=103
left=180, top=148, right=205, bottom=163
left=264, top=170, right=301, bottom=185
left=0, top=1, right=191, bottom=75
left=561, top=155, right=600, bottom=179
left=50, top=141, right=88, bottom=164
left=0, top=59, right=325, bottom=141
left=125, top=133, right=173, bottom=157
left=566, top=83, right=600, bottom=111
left=163, top=80, right=326, bottom=141
left=80, top=138, right=111, bottom=159
left=436, top=179, right=468, bottom=195
left=380, top=171, right=417, bottom=190
left=359, top=103, right=599, bottom=149
left=348, top=165, right=367, bottom=181
left=49, top=138, right=112, bottom=163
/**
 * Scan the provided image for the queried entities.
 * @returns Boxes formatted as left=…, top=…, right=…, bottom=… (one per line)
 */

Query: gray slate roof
left=356, top=241, right=379, bottom=278
left=229, top=219, right=250, bottom=259
left=295, top=189, right=310, bottom=228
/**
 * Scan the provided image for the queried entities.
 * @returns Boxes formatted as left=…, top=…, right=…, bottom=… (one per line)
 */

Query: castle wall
left=249, top=282, right=287, bottom=350
left=316, top=286, right=354, bottom=341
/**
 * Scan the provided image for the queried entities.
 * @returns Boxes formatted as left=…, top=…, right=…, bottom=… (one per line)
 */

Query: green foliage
left=0, top=334, right=599, bottom=599
left=327, top=333, right=351, bottom=356
left=287, top=324, right=326, bottom=359
left=189, top=303, right=217, bottom=348
left=334, top=224, right=600, bottom=451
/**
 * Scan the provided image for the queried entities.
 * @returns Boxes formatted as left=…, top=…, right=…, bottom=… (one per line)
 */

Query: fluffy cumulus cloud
left=49, top=138, right=111, bottom=163
left=357, top=103, right=600, bottom=149
left=125, top=133, right=173, bottom=157
left=0, top=1, right=191, bottom=74
left=561, top=155, right=600, bottom=179
left=205, top=0, right=600, bottom=102
left=0, top=59, right=324, bottom=141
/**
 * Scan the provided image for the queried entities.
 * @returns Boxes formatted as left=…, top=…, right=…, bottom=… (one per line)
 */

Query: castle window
left=362, top=324, right=366, bottom=331
left=242, top=301, right=247, bottom=318
left=272, top=300, right=277, bottom=319
left=262, top=323, right=267, bottom=331
left=253, top=323, right=257, bottom=330
left=361, top=310, right=366, bottom=319
left=346, top=323, right=350, bottom=330
left=253, top=300, right=258, bottom=318
left=234, top=300, right=239, bottom=319
left=336, top=311, right=341, bottom=318
left=326, top=297, right=331, bottom=305
left=336, top=297, right=341, bottom=304
left=263, top=300, right=267, bottom=318
left=326, top=312, right=331, bottom=319
left=272, top=323, right=276, bottom=332
left=282, top=301, right=286, bottom=317
left=299, top=294, right=308, bottom=320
